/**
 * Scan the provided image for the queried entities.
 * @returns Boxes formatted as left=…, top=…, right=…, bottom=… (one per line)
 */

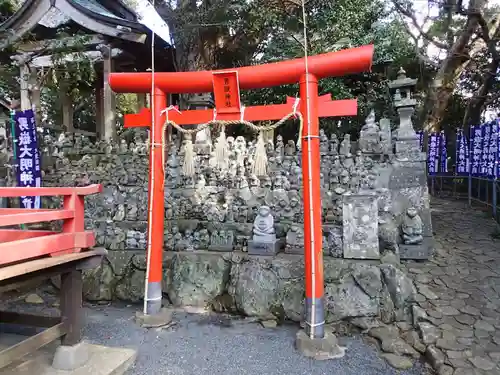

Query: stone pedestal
left=399, top=239, right=433, bottom=260
left=135, top=307, right=173, bottom=328
left=248, top=234, right=282, bottom=256
left=389, top=155, right=434, bottom=260
left=52, top=341, right=89, bottom=370
left=295, top=329, right=346, bottom=360
left=395, top=137, right=421, bottom=159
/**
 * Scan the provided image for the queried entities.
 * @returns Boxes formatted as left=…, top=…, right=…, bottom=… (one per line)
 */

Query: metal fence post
left=468, top=175, right=472, bottom=207
left=493, top=179, right=497, bottom=219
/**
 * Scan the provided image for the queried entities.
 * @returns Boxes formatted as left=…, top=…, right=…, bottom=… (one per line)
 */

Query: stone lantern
left=187, top=93, right=214, bottom=154
left=388, top=67, right=420, bottom=157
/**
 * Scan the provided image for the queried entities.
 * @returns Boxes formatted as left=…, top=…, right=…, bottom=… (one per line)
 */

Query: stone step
left=0, top=341, right=136, bottom=375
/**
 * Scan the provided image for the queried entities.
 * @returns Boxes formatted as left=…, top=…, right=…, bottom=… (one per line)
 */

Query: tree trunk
left=420, top=0, right=487, bottom=133
left=462, top=17, right=500, bottom=128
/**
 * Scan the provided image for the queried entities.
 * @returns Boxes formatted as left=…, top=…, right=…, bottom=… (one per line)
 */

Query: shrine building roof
left=0, top=0, right=158, bottom=50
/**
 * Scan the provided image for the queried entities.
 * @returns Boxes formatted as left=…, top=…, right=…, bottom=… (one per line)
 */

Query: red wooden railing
left=0, top=185, right=102, bottom=266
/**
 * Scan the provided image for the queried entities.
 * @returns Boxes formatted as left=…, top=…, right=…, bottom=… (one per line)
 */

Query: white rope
left=292, top=97, right=300, bottom=116
left=293, top=97, right=302, bottom=149
left=240, top=105, right=246, bottom=121
left=161, top=105, right=181, bottom=119
left=144, top=0, right=156, bottom=315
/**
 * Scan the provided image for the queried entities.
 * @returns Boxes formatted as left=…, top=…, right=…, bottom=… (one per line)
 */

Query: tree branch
left=476, top=12, right=500, bottom=61
left=398, top=17, right=440, bottom=68
left=392, top=0, right=449, bottom=50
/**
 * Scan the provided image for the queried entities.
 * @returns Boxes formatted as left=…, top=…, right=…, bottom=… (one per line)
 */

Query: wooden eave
left=0, top=0, right=148, bottom=50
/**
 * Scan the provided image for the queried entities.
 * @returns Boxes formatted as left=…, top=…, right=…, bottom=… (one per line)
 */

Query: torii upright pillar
left=109, top=45, right=374, bottom=341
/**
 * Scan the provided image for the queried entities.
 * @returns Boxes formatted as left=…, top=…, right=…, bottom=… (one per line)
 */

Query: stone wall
left=38, top=110, right=429, bottom=324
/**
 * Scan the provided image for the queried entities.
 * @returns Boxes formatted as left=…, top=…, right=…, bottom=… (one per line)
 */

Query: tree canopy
left=0, top=0, right=498, bottom=137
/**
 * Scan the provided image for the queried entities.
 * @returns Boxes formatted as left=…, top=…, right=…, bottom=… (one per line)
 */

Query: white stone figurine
left=252, top=205, right=276, bottom=241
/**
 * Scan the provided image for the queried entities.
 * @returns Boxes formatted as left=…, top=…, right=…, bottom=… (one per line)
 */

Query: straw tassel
left=297, top=116, right=303, bottom=151
left=215, top=124, right=227, bottom=169
left=253, top=131, right=268, bottom=176
left=182, top=138, right=195, bottom=176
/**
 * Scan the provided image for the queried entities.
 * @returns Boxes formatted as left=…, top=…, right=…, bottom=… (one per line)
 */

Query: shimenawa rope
left=160, top=110, right=304, bottom=178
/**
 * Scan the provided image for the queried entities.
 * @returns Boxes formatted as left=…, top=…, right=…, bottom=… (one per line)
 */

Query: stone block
left=295, top=329, right=346, bottom=360
left=52, top=341, right=89, bottom=370
left=399, top=237, right=433, bottom=260
left=247, top=239, right=283, bottom=255
left=284, top=245, right=303, bottom=255
left=135, top=308, right=173, bottom=328
left=166, top=252, right=230, bottom=307
left=342, top=193, right=380, bottom=259
left=324, top=276, right=379, bottom=321
left=395, top=138, right=421, bottom=158
left=389, top=167, right=426, bottom=189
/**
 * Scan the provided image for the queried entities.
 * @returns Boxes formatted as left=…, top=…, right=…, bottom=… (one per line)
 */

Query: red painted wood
left=212, top=71, right=241, bottom=114
left=0, top=209, right=59, bottom=215
left=0, top=185, right=101, bottom=266
left=147, top=88, right=167, bottom=284
left=0, top=209, right=74, bottom=227
left=124, top=99, right=358, bottom=128
left=300, top=74, right=324, bottom=301
left=0, top=232, right=95, bottom=266
left=0, top=230, right=57, bottom=243
left=109, top=45, right=374, bottom=93
left=0, top=184, right=102, bottom=197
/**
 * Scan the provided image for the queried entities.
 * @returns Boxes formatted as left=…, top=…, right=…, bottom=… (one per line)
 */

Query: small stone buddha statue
left=401, top=206, right=424, bottom=245
left=252, top=205, right=276, bottom=241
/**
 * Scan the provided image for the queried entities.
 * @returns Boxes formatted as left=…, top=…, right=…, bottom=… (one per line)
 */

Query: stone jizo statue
left=253, top=205, right=276, bottom=241
left=401, top=206, right=423, bottom=245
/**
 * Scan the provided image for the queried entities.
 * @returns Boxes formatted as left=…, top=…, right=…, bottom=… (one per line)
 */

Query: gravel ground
left=80, top=304, right=427, bottom=375
left=1, top=294, right=428, bottom=375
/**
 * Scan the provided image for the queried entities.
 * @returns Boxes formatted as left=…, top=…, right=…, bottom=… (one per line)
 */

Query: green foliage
left=239, top=0, right=421, bottom=139
left=1, top=0, right=494, bottom=139
left=41, top=31, right=96, bottom=128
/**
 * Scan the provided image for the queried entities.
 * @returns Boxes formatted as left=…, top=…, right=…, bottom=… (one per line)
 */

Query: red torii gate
left=108, top=45, right=374, bottom=340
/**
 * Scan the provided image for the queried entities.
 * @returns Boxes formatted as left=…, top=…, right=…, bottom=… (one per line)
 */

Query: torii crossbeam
left=109, top=45, right=374, bottom=340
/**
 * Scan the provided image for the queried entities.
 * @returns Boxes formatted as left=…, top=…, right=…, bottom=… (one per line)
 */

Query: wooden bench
left=0, top=185, right=105, bottom=370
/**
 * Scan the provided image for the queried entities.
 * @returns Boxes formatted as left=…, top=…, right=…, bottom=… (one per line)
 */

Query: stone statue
left=340, top=134, right=351, bottom=156
left=195, top=125, right=211, bottom=146
left=401, top=207, right=423, bottom=245
left=119, top=139, right=128, bottom=154
left=275, top=135, right=284, bottom=156
left=319, top=129, right=329, bottom=154
left=133, top=133, right=147, bottom=155
left=329, top=134, right=339, bottom=155
left=248, top=205, right=281, bottom=255
left=250, top=174, right=260, bottom=188
left=209, top=229, right=234, bottom=251
left=284, top=140, right=296, bottom=156
left=252, top=205, right=275, bottom=240
left=285, top=224, right=304, bottom=254
left=199, top=229, right=210, bottom=249
left=359, top=110, right=382, bottom=154
left=184, top=229, right=195, bottom=251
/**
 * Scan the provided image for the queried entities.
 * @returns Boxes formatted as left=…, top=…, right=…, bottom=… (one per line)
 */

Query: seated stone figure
left=253, top=205, right=276, bottom=241
left=401, top=206, right=423, bottom=245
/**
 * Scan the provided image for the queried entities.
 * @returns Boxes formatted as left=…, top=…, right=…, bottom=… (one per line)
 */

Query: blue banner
left=440, top=131, right=447, bottom=173
left=13, top=109, right=41, bottom=209
left=485, top=121, right=498, bottom=179
left=428, top=133, right=439, bottom=175
left=481, top=123, right=491, bottom=176
left=455, top=129, right=468, bottom=175
left=470, top=125, right=483, bottom=176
